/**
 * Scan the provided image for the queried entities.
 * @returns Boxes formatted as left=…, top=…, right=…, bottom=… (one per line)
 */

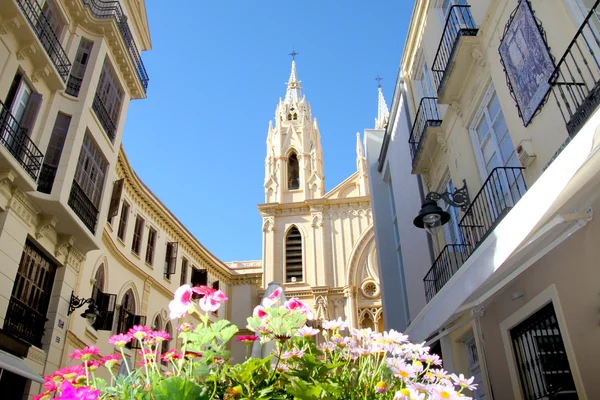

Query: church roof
left=284, top=60, right=303, bottom=104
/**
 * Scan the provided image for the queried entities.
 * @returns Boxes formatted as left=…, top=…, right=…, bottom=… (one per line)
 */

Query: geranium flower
left=296, top=325, right=319, bottom=338
left=195, top=287, right=228, bottom=313
left=236, top=335, right=259, bottom=344
left=177, top=322, right=194, bottom=332
left=262, top=287, right=283, bottom=307
left=69, top=346, right=99, bottom=361
left=108, top=333, right=131, bottom=348
left=55, top=380, right=100, bottom=400
left=253, top=305, right=267, bottom=319
left=283, top=298, right=313, bottom=319
left=199, top=295, right=220, bottom=313
left=169, top=284, right=194, bottom=319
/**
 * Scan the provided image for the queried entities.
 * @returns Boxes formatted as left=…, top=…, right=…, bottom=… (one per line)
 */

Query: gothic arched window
left=288, top=153, right=300, bottom=190
left=118, top=289, right=136, bottom=338
left=287, top=113, right=292, bottom=121
left=293, top=113, right=298, bottom=120
left=91, top=264, right=105, bottom=304
left=285, top=226, right=303, bottom=282
left=163, top=321, right=172, bottom=357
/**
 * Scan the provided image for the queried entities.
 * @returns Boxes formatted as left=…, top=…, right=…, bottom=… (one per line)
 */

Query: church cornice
left=258, top=196, right=372, bottom=217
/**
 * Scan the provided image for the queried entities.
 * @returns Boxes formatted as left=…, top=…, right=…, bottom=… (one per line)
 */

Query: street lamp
left=68, top=291, right=100, bottom=325
left=413, top=179, right=470, bottom=235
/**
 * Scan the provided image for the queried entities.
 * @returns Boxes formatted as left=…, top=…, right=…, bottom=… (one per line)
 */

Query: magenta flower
left=162, top=349, right=182, bottom=362
left=152, top=330, right=171, bottom=342
left=87, top=360, right=101, bottom=372
left=55, top=380, right=100, bottom=400
left=32, top=392, right=51, bottom=400
left=253, top=305, right=267, bottom=319
left=263, top=287, right=283, bottom=307
left=236, top=335, right=259, bottom=344
left=199, top=294, right=220, bottom=313
left=43, top=379, right=57, bottom=392
left=54, top=365, right=86, bottom=381
left=108, top=333, right=131, bottom=348
left=283, top=298, right=313, bottom=319
left=128, top=325, right=151, bottom=341
left=101, top=354, right=120, bottom=369
left=69, top=346, right=99, bottom=361
left=212, top=289, right=228, bottom=302
left=192, top=286, right=228, bottom=313
left=169, top=284, right=194, bottom=319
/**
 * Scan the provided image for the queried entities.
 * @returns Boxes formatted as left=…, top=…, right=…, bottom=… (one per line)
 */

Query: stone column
left=344, top=285, right=358, bottom=329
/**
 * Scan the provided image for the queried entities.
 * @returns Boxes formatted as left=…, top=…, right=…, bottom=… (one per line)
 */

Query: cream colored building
left=369, top=0, right=600, bottom=399
left=0, top=0, right=154, bottom=397
left=232, top=61, right=385, bottom=332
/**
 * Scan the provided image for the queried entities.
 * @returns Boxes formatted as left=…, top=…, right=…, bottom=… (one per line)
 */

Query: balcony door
left=415, top=56, right=436, bottom=101
left=469, top=83, right=523, bottom=219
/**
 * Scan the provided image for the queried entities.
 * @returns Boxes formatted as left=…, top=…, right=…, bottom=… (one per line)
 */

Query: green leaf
left=286, top=378, right=323, bottom=400
left=151, top=376, right=209, bottom=400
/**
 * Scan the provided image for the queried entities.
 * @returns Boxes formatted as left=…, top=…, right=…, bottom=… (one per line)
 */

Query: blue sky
left=123, top=1, right=413, bottom=262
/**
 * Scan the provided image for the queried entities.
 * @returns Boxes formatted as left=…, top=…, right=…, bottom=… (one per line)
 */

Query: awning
left=405, top=109, right=600, bottom=343
left=0, top=350, right=44, bottom=383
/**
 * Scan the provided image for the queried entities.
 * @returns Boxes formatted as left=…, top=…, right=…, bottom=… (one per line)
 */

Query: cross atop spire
left=375, top=80, right=390, bottom=130
left=285, top=55, right=303, bottom=104
left=375, top=74, right=383, bottom=88
left=289, top=49, right=299, bottom=60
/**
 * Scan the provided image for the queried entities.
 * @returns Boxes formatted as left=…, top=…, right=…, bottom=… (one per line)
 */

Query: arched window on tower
left=287, top=113, right=292, bottom=121
left=293, top=113, right=298, bottom=120
left=285, top=226, right=303, bottom=282
left=288, top=153, right=300, bottom=190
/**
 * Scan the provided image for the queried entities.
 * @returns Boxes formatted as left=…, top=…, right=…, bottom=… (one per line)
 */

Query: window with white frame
left=414, top=52, right=436, bottom=100
left=73, top=132, right=107, bottom=208
left=436, top=0, right=468, bottom=26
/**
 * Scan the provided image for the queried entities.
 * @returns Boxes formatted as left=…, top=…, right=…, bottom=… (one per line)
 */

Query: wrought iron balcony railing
left=408, top=97, right=442, bottom=165
left=68, top=180, right=99, bottom=233
left=0, top=99, right=44, bottom=180
left=4, top=297, right=48, bottom=347
left=37, top=163, right=57, bottom=194
left=423, top=244, right=471, bottom=302
left=92, top=93, right=117, bottom=143
left=16, top=0, right=71, bottom=82
left=459, top=166, right=527, bottom=252
left=550, top=0, right=600, bottom=136
left=82, top=0, right=149, bottom=92
left=432, top=5, right=478, bottom=93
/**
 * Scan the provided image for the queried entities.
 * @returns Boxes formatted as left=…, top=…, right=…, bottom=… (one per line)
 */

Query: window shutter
left=167, top=242, right=178, bottom=275
left=20, top=93, right=42, bottom=135
left=107, top=179, right=124, bottom=219
left=212, top=280, right=219, bottom=290
left=93, top=291, right=116, bottom=331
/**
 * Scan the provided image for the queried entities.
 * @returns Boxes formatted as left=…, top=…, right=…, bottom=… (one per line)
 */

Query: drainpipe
left=473, top=307, right=495, bottom=399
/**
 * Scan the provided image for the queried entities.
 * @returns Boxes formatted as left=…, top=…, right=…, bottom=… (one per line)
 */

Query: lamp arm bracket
left=68, top=291, right=95, bottom=315
left=426, top=179, right=470, bottom=211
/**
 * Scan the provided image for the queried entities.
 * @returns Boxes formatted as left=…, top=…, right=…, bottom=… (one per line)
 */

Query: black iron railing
left=37, top=163, right=57, bottom=194
left=459, top=167, right=527, bottom=252
left=16, top=0, right=71, bottom=82
left=550, top=0, right=600, bottom=136
left=92, top=93, right=117, bottom=143
left=423, top=244, right=471, bottom=302
left=4, top=297, right=48, bottom=347
left=68, top=180, right=99, bottom=233
left=409, top=97, right=442, bottom=165
left=432, top=5, right=478, bottom=93
left=82, top=0, right=149, bottom=91
left=66, top=75, right=83, bottom=97
left=0, top=100, right=44, bottom=180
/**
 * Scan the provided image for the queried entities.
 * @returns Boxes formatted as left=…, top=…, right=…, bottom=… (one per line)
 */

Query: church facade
left=246, top=60, right=387, bottom=331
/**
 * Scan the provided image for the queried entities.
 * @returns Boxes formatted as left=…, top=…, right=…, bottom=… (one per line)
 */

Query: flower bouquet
left=36, top=285, right=476, bottom=399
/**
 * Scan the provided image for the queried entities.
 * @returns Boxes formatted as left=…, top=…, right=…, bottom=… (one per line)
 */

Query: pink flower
left=68, top=346, right=99, bottom=361
left=54, top=365, right=85, bottom=382
left=263, top=287, right=283, bottom=307
left=236, top=335, right=259, bottom=344
left=128, top=325, right=151, bottom=341
left=43, top=379, right=57, bottom=392
left=296, top=325, right=320, bottom=338
left=284, top=298, right=313, bottom=319
left=101, top=354, right=121, bottom=369
left=169, top=284, right=194, bottom=319
left=451, top=373, right=477, bottom=391
left=108, top=333, right=131, bottom=348
left=194, top=286, right=228, bottom=313
left=375, top=381, right=388, bottom=394
left=152, top=330, right=171, bottom=342
left=323, top=317, right=348, bottom=332
left=32, top=392, right=51, bottom=400
left=281, top=348, right=305, bottom=360
left=212, top=290, right=228, bottom=302
left=55, top=380, right=100, bottom=400
left=199, top=295, right=220, bottom=313
left=253, top=305, right=267, bottom=319
left=162, top=349, right=182, bottom=362
left=177, top=322, right=194, bottom=332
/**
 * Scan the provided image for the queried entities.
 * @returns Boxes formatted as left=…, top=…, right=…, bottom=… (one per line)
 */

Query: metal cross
left=375, top=75, right=383, bottom=88
left=289, top=50, right=299, bottom=60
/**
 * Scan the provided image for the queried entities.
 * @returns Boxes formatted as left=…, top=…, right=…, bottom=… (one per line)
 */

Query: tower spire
left=285, top=52, right=302, bottom=104
left=375, top=76, right=389, bottom=129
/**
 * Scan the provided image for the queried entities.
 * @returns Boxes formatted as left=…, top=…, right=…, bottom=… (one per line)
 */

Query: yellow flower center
left=400, top=388, right=410, bottom=395
left=440, top=391, right=451, bottom=399
left=399, top=371, right=409, bottom=378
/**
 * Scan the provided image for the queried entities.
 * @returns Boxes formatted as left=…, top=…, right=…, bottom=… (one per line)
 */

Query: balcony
left=459, top=167, right=527, bottom=251
left=432, top=5, right=478, bottom=103
left=68, top=181, right=99, bottom=233
left=423, top=244, right=471, bottom=302
left=92, top=94, right=117, bottom=143
left=409, top=97, right=443, bottom=173
left=81, top=0, right=149, bottom=92
left=550, top=0, right=600, bottom=137
left=0, top=0, right=72, bottom=89
left=423, top=167, right=527, bottom=303
left=4, top=297, right=47, bottom=347
left=0, top=100, right=44, bottom=181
